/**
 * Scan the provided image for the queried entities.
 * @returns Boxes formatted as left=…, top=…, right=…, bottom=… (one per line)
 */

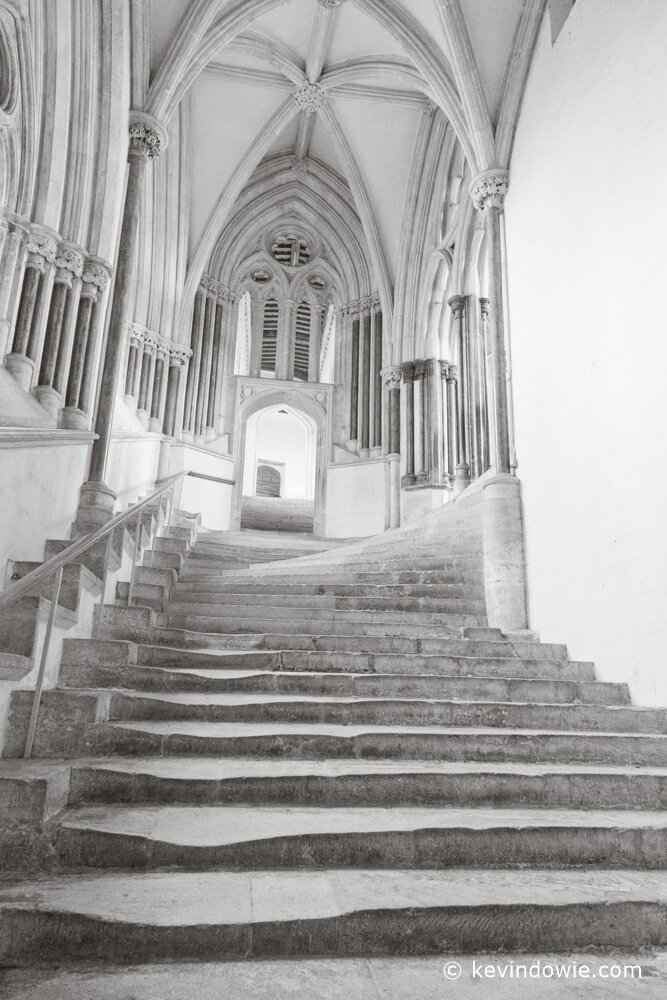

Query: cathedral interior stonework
left=1, top=1, right=667, bottom=996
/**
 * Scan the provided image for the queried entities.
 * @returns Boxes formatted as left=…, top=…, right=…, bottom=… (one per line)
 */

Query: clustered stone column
left=2, top=218, right=112, bottom=427
left=346, top=295, right=383, bottom=455
left=122, top=323, right=191, bottom=435
left=381, top=364, right=402, bottom=529
left=181, top=275, right=232, bottom=442
left=470, top=168, right=511, bottom=475
left=0, top=210, right=31, bottom=362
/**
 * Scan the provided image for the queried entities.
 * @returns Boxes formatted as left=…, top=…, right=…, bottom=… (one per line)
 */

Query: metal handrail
left=0, top=468, right=235, bottom=757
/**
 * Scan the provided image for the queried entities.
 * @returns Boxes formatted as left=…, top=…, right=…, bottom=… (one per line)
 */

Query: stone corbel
left=470, top=169, right=509, bottom=212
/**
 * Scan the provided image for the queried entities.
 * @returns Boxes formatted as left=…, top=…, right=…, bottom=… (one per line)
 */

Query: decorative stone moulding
left=291, top=157, right=309, bottom=174
left=82, top=258, right=111, bottom=291
left=471, top=169, right=509, bottom=211
left=422, top=101, right=436, bottom=117
left=55, top=244, right=85, bottom=278
left=127, top=322, right=192, bottom=364
left=293, top=84, right=328, bottom=113
left=199, top=274, right=235, bottom=302
left=26, top=227, right=58, bottom=265
left=381, top=365, right=402, bottom=387
left=318, top=0, right=346, bottom=7
left=128, top=111, right=168, bottom=159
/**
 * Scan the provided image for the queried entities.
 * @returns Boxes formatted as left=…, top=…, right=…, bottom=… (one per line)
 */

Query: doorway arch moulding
left=231, top=377, right=332, bottom=537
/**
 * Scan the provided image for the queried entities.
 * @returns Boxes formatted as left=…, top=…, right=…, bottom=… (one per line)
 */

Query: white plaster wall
left=505, top=0, right=667, bottom=705
left=326, top=461, right=385, bottom=538
left=170, top=443, right=234, bottom=531
left=106, top=434, right=162, bottom=509
left=0, top=436, right=91, bottom=591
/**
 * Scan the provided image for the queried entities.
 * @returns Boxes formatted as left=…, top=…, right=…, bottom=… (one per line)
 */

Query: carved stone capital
left=26, top=227, right=58, bottom=266
left=370, top=293, right=381, bottom=311
left=480, top=297, right=490, bottom=321
left=318, top=0, right=346, bottom=6
left=448, top=294, right=466, bottom=318
left=422, top=101, right=436, bottom=118
left=414, top=358, right=436, bottom=379
left=446, top=363, right=459, bottom=383
left=294, top=84, right=328, bottom=113
left=128, top=111, right=168, bottom=160
left=439, top=360, right=450, bottom=381
left=401, top=361, right=416, bottom=382
left=55, top=243, right=85, bottom=279
left=381, top=365, right=402, bottom=388
left=291, top=157, right=309, bottom=175
left=471, top=169, right=509, bottom=211
left=82, top=257, right=111, bottom=291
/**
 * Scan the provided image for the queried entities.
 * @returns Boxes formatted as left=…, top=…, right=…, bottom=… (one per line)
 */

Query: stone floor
left=2, top=955, right=666, bottom=999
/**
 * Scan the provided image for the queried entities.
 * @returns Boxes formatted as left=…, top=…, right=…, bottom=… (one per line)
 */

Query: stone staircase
left=2, top=507, right=667, bottom=975
left=240, top=495, right=315, bottom=533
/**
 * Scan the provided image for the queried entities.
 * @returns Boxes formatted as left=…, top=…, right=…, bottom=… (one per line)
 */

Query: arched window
left=261, top=298, right=279, bottom=376
left=294, top=300, right=311, bottom=381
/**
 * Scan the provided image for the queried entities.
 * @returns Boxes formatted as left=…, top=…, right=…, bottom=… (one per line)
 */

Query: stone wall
left=505, top=0, right=667, bottom=704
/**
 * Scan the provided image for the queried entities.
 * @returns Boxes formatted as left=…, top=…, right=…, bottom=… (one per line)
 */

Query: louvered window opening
left=261, top=300, right=279, bottom=373
left=294, top=302, right=311, bottom=381
left=271, top=237, right=311, bottom=267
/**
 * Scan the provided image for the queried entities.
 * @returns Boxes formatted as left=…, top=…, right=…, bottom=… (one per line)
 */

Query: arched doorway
left=232, top=385, right=330, bottom=535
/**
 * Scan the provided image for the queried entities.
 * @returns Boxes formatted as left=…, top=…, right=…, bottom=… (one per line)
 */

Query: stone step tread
left=1, top=869, right=666, bottom=924
left=2, top=956, right=663, bottom=1000
left=102, top=690, right=648, bottom=714
left=83, top=666, right=623, bottom=703
left=97, top=720, right=667, bottom=740
left=59, top=804, right=667, bottom=844
left=68, top=756, right=667, bottom=779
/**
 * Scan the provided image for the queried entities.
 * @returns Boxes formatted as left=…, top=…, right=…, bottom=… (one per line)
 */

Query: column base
left=72, top=479, right=117, bottom=538
left=5, top=353, right=35, bottom=391
left=136, top=408, right=149, bottom=430
left=401, top=473, right=416, bottom=488
left=359, top=447, right=370, bottom=459
left=370, top=445, right=383, bottom=458
left=32, top=385, right=61, bottom=420
left=205, top=426, right=216, bottom=442
left=124, top=394, right=138, bottom=413
left=148, top=417, right=162, bottom=433
left=482, top=473, right=528, bottom=633
left=454, top=463, right=471, bottom=494
left=180, top=430, right=194, bottom=444
left=60, top=406, right=89, bottom=431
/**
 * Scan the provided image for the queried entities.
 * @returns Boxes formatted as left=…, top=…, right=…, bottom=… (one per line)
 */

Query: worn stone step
left=165, top=612, right=487, bottom=634
left=102, top=691, right=665, bottom=735
left=60, top=664, right=628, bottom=706
left=2, top=954, right=662, bottom=1000
left=83, top=721, right=667, bottom=765
left=1, top=870, right=666, bottom=963
left=167, top=594, right=486, bottom=614
left=68, top=757, right=667, bottom=810
left=56, top=804, right=667, bottom=871
left=171, top=583, right=486, bottom=602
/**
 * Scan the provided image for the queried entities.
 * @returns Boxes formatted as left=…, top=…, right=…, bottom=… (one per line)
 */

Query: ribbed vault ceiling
left=149, top=0, right=532, bottom=316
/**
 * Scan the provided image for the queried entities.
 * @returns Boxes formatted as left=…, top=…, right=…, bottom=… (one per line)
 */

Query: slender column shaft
left=486, top=206, right=511, bottom=474
left=372, top=310, right=383, bottom=449
left=349, top=316, right=360, bottom=441
left=471, top=170, right=511, bottom=475
left=445, top=367, right=458, bottom=481
left=78, top=298, right=104, bottom=415
left=277, top=298, right=296, bottom=380
left=389, top=386, right=401, bottom=455
left=38, top=274, right=71, bottom=387
left=12, top=262, right=43, bottom=357
left=308, top=305, right=322, bottom=382
left=65, top=290, right=96, bottom=408
left=124, top=343, right=139, bottom=396
left=87, top=114, right=166, bottom=486
left=449, top=295, right=470, bottom=487
left=207, top=300, right=223, bottom=429
left=163, top=361, right=181, bottom=437
left=0, top=220, right=28, bottom=360
left=360, top=310, right=371, bottom=453
left=52, top=279, right=82, bottom=397
left=480, top=297, right=491, bottom=472
left=195, top=294, right=215, bottom=437
left=416, top=362, right=429, bottom=476
left=401, top=362, right=415, bottom=480
left=137, top=345, right=152, bottom=411
left=183, top=288, right=205, bottom=433
left=151, top=355, right=165, bottom=419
